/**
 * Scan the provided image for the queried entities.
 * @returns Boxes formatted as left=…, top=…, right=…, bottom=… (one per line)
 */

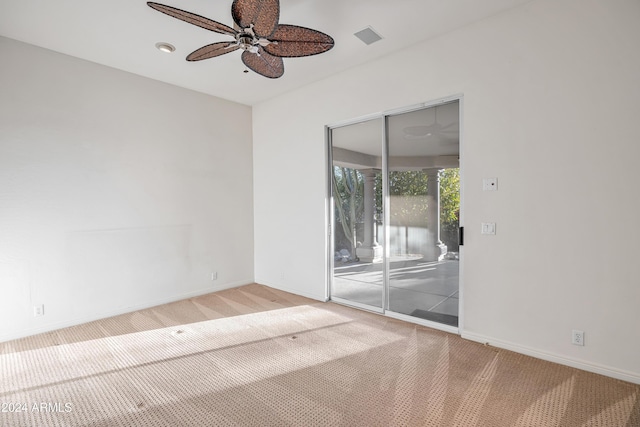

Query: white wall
left=253, top=0, right=640, bottom=383
left=0, top=37, right=254, bottom=341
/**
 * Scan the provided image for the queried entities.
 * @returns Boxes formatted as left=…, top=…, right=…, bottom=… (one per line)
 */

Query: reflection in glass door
left=328, top=99, right=460, bottom=328
left=387, top=102, right=460, bottom=326
left=330, top=118, right=384, bottom=311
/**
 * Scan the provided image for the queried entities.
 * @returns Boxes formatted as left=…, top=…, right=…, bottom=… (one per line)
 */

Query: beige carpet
left=1, top=284, right=638, bottom=427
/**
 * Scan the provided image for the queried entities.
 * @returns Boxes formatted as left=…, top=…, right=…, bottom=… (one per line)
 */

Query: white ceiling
left=0, top=0, right=531, bottom=106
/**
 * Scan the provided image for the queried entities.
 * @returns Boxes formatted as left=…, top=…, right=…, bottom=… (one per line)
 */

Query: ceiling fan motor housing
left=238, top=34, right=255, bottom=49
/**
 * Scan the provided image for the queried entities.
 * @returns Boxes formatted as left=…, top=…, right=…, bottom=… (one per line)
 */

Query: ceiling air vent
left=354, top=26, right=383, bottom=45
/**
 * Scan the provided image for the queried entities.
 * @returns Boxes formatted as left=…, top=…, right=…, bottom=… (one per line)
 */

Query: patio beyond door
left=329, top=100, right=461, bottom=330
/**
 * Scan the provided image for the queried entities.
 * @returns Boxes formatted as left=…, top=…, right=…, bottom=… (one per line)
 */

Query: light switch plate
left=481, top=223, right=496, bottom=235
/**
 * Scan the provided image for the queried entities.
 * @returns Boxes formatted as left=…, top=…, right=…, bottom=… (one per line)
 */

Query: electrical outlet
left=211, top=272, right=217, bottom=281
left=572, top=329, right=584, bottom=346
left=33, top=305, right=44, bottom=317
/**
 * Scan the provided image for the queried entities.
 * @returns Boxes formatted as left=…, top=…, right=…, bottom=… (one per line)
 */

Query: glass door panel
left=386, top=102, right=460, bottom=326
left=330, top=118, right=384, bottom=310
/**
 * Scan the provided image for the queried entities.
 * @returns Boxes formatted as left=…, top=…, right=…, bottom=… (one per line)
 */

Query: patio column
left=424, top=168, right=447, bottom=261
left=356, top=169, right=383, bottom=263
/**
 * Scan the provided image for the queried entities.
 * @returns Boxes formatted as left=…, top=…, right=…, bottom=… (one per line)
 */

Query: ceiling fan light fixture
left=155, top=42, right=176, bottom=53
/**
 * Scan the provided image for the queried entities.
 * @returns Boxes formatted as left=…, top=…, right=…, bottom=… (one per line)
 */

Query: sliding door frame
left=326, top=95, right=464, bottom=334
left=326, top=112, right=386, bottom=314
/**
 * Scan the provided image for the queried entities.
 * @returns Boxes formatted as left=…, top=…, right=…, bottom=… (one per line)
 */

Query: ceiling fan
left=147, top=0, right=334, bottom=78
left=403, top=106, right=458, bottom=140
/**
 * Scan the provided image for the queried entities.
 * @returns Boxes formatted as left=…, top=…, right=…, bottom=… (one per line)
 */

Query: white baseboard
left=462, top=331, right=640, bottom=385
left=0, top=279, right=251, bottom=343
left=257, top=281, right=329, bottom=303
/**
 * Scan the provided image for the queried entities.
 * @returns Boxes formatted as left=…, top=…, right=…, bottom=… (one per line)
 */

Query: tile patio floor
left=332, top=258, right=459, bottom=326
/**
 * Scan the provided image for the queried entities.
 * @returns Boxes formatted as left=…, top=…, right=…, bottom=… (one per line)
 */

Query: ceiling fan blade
left=147, top=2, right=237, bottom=36
left=187, top=42, right=239, bottom=61
left=241, top=47, right=284, bottom=78
left=263, top=24, right=334, bottom=57
left=232, top=0, right=279, bottom=38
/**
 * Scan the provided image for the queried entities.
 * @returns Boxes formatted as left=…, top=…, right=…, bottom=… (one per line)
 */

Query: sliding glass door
left=386, top=103, right=460, bottom=327
left=329, top=118, right=384, bottom=311
left=328, top=99, right=460, bottom=329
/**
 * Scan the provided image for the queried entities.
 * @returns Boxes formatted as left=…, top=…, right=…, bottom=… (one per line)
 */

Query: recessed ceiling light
left=155, top=42, right=175, bottom=53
